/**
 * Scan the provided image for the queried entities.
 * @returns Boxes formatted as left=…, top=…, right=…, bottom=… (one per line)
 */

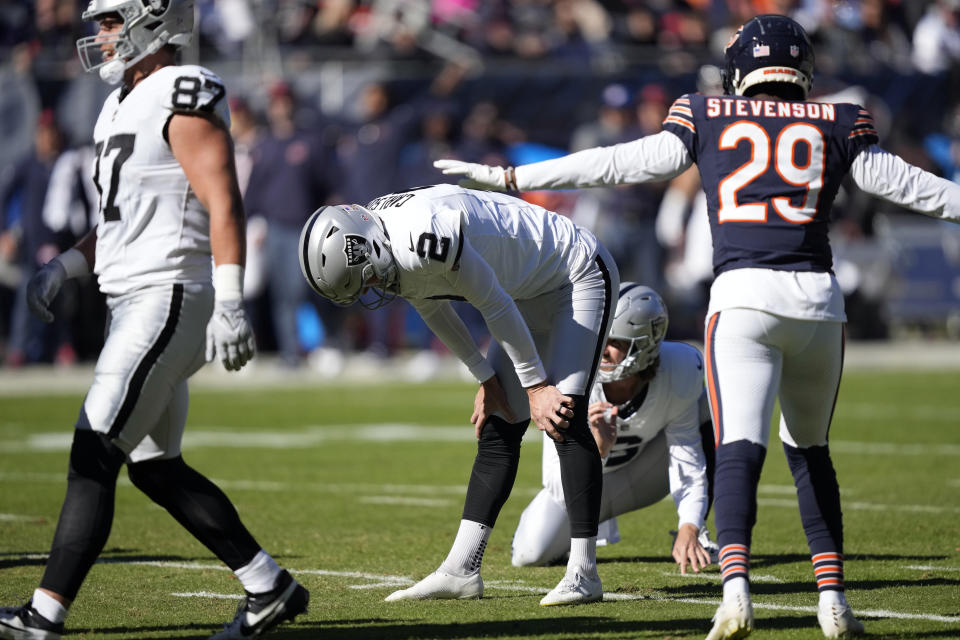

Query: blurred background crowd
left=2, top=0, right=960, bottom=373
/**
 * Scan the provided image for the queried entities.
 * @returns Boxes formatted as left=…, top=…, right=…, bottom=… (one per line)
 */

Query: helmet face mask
left=722, top=14, right=814, bottom=100
left=597, top=283, right=668, bottom=384
left=77, top=0, right=194, bottom=84
left=299, top=205, right=399, bottom=309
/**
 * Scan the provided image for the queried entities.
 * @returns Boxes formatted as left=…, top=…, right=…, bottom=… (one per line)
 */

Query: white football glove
left=433, top=159, right=511, bottom=191
left=206, top=298, right=256, bottom=371
left=26, top=259, right=67, bottom=323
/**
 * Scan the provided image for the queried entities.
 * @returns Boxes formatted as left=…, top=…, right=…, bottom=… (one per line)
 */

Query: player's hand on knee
left=26, top=258, right=68, bottom=323
left=206, top=298, right=256, bottom=371
left=672, top=523, right=711, bottom=575
left=526, top=382, right=574, bottom=442
left=433, top=160, right=511, bottom=191
left=472, top=375, right=516, bottom=439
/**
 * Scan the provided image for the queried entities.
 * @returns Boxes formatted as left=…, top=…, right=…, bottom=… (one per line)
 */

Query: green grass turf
left=1, top=371, right=958, bottom=639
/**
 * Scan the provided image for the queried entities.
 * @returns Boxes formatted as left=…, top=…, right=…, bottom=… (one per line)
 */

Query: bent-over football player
left=299, top=183, right=619, bottom=606
left=512, top=283, right=718, bottom=575
left=434, top=14, right=960, bottom=639
left=0, top=2, right=307, bottom=639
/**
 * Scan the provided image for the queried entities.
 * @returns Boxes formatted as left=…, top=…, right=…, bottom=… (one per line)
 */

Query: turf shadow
left=286, top=615, right=712, bottom=639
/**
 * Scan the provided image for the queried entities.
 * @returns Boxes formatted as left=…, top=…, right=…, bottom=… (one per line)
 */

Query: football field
left=1, top=362, right=959, bottom=639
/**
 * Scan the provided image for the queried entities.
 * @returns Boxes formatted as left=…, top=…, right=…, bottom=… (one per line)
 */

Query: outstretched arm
left=435, top=130, right=693, bottom=191
left=849, top=145, right=960, bottom=222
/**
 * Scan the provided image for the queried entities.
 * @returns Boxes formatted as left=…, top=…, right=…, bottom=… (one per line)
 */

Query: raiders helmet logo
left=147, top=0, right=170, bottom=16
left=344, top=234, right=369, bottom=266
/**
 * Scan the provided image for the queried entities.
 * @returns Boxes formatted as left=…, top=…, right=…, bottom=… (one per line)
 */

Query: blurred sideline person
left=511, top=283, right=717, bottom=574
left=299, top=183, right=619, bottom=606
left=435, top=14, right=960, bottom=639
left=0, top=2, right=308, bottom=639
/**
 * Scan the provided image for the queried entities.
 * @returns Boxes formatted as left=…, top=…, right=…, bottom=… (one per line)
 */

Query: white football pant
left=512, top=429, right=670, bottom=566
left=705, top=308, right=844, bottom=449
left=76, top=283, right=212, bottom=462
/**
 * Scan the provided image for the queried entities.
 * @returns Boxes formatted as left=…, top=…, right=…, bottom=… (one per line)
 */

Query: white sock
left=440, top=519, right=490, bottom=576
left=235, top=550, right=283, bottom=594
left=567, top=536, right=598, bottom=579
left=819, top=589, right=848, bottom=607
left=31, top=590, right=67, bottom=624
left=722, top=576, right=750, bottom=604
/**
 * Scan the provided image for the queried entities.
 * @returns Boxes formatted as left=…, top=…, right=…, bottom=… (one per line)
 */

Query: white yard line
left=661, top=571, right=783, bottom=583
left=903, top=564, right=960, bottom=572
left=7, top=555, right=956, bottom=623
left=757, top=497, right=960, bottom=514
left=4, top=428, right=959, bottom=456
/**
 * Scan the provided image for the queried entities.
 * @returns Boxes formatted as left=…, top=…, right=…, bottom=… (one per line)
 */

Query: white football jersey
left=91, top=65, right=230, bottom=296
left=368, top=184, right=601, bottom=386
left=590, top=341, right=706, bottom=471
left=368, top=184, right=598, bottom=300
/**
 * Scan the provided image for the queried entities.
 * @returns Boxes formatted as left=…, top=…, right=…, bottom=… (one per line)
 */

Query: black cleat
left=209, top=570, right=309, bottom=639
left=0, top=600, right=64, bottom=640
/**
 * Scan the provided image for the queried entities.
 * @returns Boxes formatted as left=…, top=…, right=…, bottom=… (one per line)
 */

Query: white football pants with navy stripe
left=76, top=282, right=212, bottom=462
left=705, top=308, right=848, bottom=591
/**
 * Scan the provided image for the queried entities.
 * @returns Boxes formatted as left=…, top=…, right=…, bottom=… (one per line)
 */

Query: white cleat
left=384, top=570, right=483, bottom=601
left=818, top=602, right=865, bottom=638
left=539, top=573, right=603, bottom=606
left=705, top=594, right=754, bottom=640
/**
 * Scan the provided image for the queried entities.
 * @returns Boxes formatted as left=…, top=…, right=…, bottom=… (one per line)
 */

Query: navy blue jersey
left=662, top=93, right=878, bottom=275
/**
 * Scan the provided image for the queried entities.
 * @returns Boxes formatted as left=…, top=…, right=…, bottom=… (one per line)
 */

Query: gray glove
left=433, top=159, right=510, bottom=191
left=27, top=259, right=67, bottom=323
left=205, top=298, right=256, bottom=371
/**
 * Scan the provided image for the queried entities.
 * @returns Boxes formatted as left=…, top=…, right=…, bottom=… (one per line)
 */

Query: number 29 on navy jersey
left=662, top=93, right=879, bottom=275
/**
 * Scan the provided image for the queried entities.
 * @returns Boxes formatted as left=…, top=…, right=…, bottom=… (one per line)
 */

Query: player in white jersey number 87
left=0, top=2, right=307, bottom=640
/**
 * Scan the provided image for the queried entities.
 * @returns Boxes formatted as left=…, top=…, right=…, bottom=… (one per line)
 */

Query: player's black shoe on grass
left=209, top=570, right=309, bottom=639
left=0, top=600, right=64, bottom=640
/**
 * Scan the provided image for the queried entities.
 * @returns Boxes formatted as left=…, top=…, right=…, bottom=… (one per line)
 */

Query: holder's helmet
left=597, top=283, right=668, bottom=383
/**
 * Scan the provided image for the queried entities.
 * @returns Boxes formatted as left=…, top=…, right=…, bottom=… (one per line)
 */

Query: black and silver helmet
left=299, top=204, right=398, bottom=308
left=597, top=283, right=668, bottom=383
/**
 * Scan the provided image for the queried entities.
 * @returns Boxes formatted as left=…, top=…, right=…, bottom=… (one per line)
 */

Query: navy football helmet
left=722, top=14, right=814, bottom=99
